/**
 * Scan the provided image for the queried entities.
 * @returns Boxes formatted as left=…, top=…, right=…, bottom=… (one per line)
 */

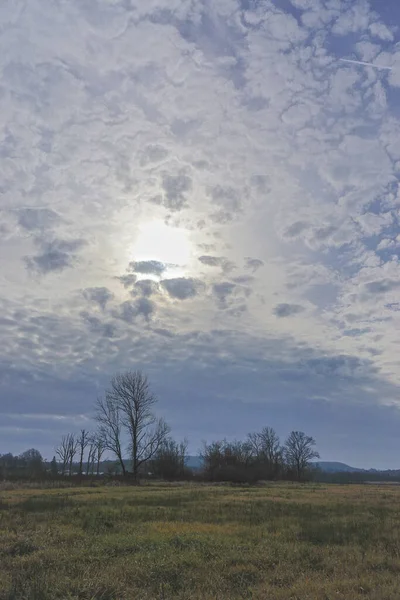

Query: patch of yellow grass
left=148, top=521, right=242, bottom=536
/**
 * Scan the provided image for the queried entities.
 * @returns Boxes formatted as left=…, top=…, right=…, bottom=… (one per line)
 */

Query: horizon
left=3, top=447, right=399, bottom=473
left=3, top=440, right=399, bottom=473
left=1, top=0, right=400, bottom=471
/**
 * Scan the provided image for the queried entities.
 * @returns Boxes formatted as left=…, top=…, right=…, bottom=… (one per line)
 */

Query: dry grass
left=1, top=482, right=400, bottom=599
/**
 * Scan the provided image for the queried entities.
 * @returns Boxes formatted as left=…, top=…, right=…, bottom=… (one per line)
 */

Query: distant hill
left=101, top=457, right=388, bottom=474
left=76, top=457, right=400, bottom=477
left=186, top=458, right=367, bottom=473
left=314, top=461, right=365, bottom=473
left=186, top=458, right=369, bottom=473
left=187, top=458, right=368, bottom=473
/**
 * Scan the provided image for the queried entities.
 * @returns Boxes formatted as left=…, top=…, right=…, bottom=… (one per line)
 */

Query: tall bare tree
left=95, top=394, right=126, bottom=475
left=67, top=433, right=79, bottom=476
left=86, top=435, right=96, bottom=475
left=105, top=370, right=170, bottom=480
left=284, top=431, right=319, bottom=481
left=77, top=429, right=90, bottom=476
left=55, top=435, right=71, bottom=475
left=94, top=434, right=106, bottom=475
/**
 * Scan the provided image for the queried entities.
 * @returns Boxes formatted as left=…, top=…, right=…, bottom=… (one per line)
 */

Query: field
left=1, top=482, right=400, bottom=600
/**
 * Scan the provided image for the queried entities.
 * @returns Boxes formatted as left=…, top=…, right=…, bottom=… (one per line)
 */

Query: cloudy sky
left=1, top=0, right=400, bottom=468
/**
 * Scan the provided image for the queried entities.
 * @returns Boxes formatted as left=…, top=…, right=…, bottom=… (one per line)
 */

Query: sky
left=1, top=0, right=400, bottom=469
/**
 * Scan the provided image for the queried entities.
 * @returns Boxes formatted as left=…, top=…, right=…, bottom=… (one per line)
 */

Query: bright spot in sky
left=131, top=219, right=192, bottom=275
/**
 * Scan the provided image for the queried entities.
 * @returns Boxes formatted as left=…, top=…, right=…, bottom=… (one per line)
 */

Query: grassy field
left=1, top=482, right=400, bottom=599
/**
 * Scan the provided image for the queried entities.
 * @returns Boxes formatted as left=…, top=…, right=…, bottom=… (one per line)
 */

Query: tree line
left=58, top=370, right=320, bottom=483
left=201, top=429, right=319, bottom=483
left=0, top=448, right=48, bottom=480
left=1, top=370, right=322, bottom=483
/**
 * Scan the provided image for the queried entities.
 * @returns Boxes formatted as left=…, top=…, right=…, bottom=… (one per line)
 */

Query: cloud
left=386, top=303, right=400, bottom=312
left=212, top=282, right=236, bottom=307
left=139, top=144, right=169, bottom=166
left=232, top=275, right=254, bottom=285
left=131, top=279, right=160, bottom=297
left=80, top=312, right=115, bottom=338
left=364, top=279, right=400, bottom=295
left=17, top=208, right=61, bottom=231
left=198, top=255, right=235, bottom=273
left=117, top=274, right=137, bottom=289
left=198, top=255, right=224, bottom=267
left=209, top=185, right=242, bottom=223
left=83, top=287, right=114, bottom=310
left=161, top=277, right=204, bottom=300
left=245, top=258, right=264, bottom=272
left=129, top=261, right=166, bottom=276
left=117, top=298, right=155, bottom=322
left=158, top=172, right=193, bottom=211
left=274, top=304, right=305, bottom=318
left=283, top=222, right=309, bottom=239
left=25, top=239, right=86, bottom=274
left=303, top=355, right=376, bottom=378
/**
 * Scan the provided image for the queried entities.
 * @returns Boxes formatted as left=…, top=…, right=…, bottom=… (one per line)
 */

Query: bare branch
left=284, top=431, right=319, bottom=481
left=105, top=370, right=170, bottom=480
left=95, top=395, right=126, bottom=475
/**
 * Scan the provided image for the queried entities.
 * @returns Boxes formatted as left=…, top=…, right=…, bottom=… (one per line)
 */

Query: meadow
left=1, top=482, right=400, bottom=599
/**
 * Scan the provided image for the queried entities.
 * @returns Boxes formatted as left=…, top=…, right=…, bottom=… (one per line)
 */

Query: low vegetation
left=1, top=482, right=400, bottom=599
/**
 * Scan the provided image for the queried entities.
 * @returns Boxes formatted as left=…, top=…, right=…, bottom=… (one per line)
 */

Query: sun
left=130, top=219, right=192, bottom=276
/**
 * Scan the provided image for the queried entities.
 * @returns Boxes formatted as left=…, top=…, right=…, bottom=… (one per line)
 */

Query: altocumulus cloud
left=83, top=287, right=114, bottom=310
left=129, top=261, right=166, bottom=277
left=274, top=304, right=305, bottom=318
left=161, top=278, right=204, bottom=300
left=116, top=298, right=155, bottom=323
left=17, top=208, right=61, bottom=232
left=25, top=239, right=87, bottom=274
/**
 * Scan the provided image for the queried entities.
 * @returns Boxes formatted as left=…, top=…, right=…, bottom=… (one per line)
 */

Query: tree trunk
left=117, top=453, right=126, bottom=476
left=78, top=447, right=84, bottom=476
left=132, top=431, right=138, bottom=481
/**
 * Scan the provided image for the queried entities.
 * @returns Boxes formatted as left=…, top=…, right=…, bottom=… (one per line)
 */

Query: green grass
left=1, top=483, right=400, bottom=599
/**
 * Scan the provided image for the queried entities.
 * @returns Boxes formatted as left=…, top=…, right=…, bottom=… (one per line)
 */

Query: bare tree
left=95, top=394, right=126, bottom=475
left=284, top=431, right=319, bottom=481
left=151, top=437, right=189, bottom=480
left=56, top=435, right=71, bottom=476
left=200, top=440, right=224, bottom=481
left=86, top=435, right=96, bottom=475
left=77, top=429, right=90, bottom=476
left=67, top=433, right=79, bottom=476
left=94, top=434, right=106, bottom=475
left=178, top=438, right=189, bottom=476
left=106, top=370, right=170, bottom=480
left=248, top=426, right=283, bottom=479
left=201, top=439, right=254, bottom=482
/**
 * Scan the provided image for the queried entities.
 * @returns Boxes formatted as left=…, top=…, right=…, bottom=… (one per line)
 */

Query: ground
left=1, top=482, right=400, bottom=599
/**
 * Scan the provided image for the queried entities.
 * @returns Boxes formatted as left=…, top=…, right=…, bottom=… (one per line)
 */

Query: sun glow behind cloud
left=130, top=219, right=193, bottom=278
